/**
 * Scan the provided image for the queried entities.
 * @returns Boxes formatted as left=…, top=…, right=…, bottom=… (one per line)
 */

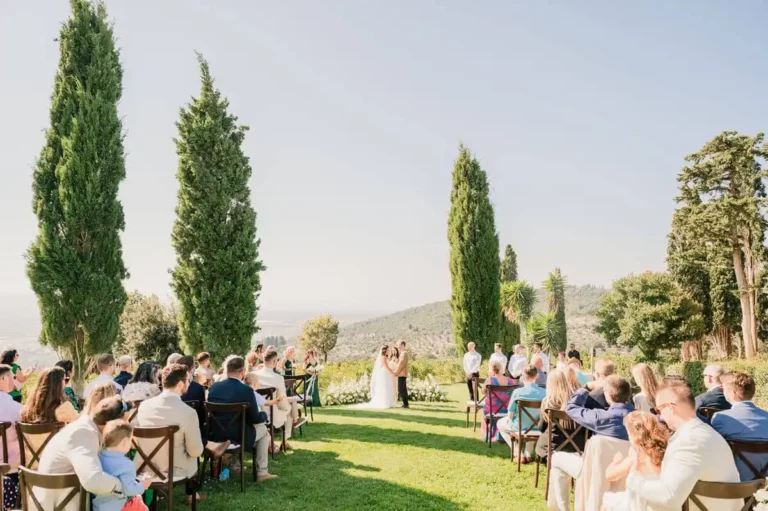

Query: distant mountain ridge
left=332, top=285, right=608, bottom=361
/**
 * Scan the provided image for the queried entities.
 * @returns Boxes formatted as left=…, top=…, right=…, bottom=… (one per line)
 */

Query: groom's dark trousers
left=398, top=377, right=409, bottom=408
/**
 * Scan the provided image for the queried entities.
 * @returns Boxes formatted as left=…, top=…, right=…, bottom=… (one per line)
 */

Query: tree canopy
left=116, top=292, right=180, bottom=364
left=298, top=315, right=340, bottom=363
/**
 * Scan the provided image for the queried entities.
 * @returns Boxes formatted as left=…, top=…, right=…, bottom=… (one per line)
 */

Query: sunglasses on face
left=656, top=401, right=676, bottom=413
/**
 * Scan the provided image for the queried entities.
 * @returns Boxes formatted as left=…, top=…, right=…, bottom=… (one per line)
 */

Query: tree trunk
left=72, top=326, right=87, bottom=395
left=733, top=246, right=757, bottom=358
left=681, top=342, right=691, bottom=362
left=710, top=326, right=731, bottom=360
left=742, top=238, right=759, bottom=353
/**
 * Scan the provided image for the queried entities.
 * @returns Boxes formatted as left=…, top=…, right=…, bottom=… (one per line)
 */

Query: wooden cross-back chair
left=728, top=440, right=768, bottom=481
left=288, top=374, right=313, bottom=422
left=256, top=388, right=286, bottom=459
left=284, top=377, right=309, bottom=435
left=16, top=422, right=64, bottom=470
left=184, top=400, right=199, bottom=410
left=682, top=479, right=765, bottom=511
left=132, top=424, right=198, bottom=511
left=540, top=409, right=589, bottom=497
left=483, top=384, right=515, bottom=448
left=0, top=422, right=11, bottom=464
left=699, top=406, right=722, bottom=421
left=205, top=402, right=257, bottom=493
left=18, top=466, right=86, bottom=511
left=465, top=377, right=486, bottom=431
left=127, top=401, right=142, bottom=423
left=0, top=463, right=9, bottom=509
left=508, top=399, right=542, bottom=472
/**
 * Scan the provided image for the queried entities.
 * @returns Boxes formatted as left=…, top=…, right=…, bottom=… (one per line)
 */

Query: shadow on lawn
left=319, top=407, right=467, bottom=428
left=192, top=449, right=463, bottom=511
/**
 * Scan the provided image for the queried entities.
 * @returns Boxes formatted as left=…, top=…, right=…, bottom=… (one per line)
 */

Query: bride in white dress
left=353, top=345, right=397, bottom=409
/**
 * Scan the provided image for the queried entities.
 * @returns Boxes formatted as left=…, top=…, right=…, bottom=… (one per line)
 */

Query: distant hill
left=332, top=285, right=608, bottom=361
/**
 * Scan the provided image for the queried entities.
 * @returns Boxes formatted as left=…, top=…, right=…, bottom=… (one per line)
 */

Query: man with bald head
left=695, top=364, right=731, bottom=412
left=627, top=382, right=740, bottom=511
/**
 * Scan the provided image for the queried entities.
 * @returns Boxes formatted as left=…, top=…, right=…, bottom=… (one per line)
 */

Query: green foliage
left=316, top=359, right=467, bottom=391
left=447, top=146, right=500, bottom=357
left=501, top=281, right=537, bottom=324
left=526, top=312, right=563, bottom=355
left=299, top=315, right=340, bottom=363
left=595, top=272, right=705, bottom=361
left=115, top=292, right=180, bottom=364
left=500, top=244, right=518, bottom=283
left=25, top=0, right=127, bottom=389
left=171, top=55, right=264, bottom=361
left=498, top=317, right=520, bottom=355
left=543, top=268, right=567, bottom=352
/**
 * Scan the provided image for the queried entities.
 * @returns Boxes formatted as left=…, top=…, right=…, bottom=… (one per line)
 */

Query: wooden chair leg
left=545, top=455, right=551, bottom=501
left=252, top=447, right=258, bottom=482
left=167, top=484, right=173, bottom=511
left=270, top=426, right=276, bottom=460
left=517, top=437, right=522, bottom=472
left=466, top=407, right=469, bottom=428
left=240, top=450, right=245, bottom=493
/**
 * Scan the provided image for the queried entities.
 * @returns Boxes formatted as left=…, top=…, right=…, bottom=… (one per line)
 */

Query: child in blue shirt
left=244, top=373, right=280, bottom=412
left=93, top=420, right=151, bottom=511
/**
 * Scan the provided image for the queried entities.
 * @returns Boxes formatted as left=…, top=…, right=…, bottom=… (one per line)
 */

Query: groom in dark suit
left=395, top=341, right=409, bottom=408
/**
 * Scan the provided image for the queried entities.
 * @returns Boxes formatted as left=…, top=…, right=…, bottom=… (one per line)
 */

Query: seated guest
left=253, top=344, right=265, bottom=364
left=625, top=382, right=740, bottom=511
left=178, top=356, right=230, bottom=458
left=478, top=360, right=514, bottom=442
left=54, top=360, right=79, bottom=412
left=549, top=376, right=634, bottom=511
left=463, top=342, right=483, bottom=400
left=136, top=364, right=214, bottom=504
left=695, top=364, right=731, bottom=413
left=244, top=373, right=281, bottom=413
left=497, top=365, right=546, bottom=462
left=21, top=367, right=79, bottom=426
left=507, top=344, right=527, bottom=380
left=246, top=351, right=261, bottom=373
left=82, top=382, right=117, bottom=416
left=166, top=353, right=183, bottom=366
left=583, top=359, right=615, bottom=410
left=38, top=397, right=128, bottom=508
left=711, top=371, right=768, bottom=482
left=0, top=364, right=22, bottom=467
left=84, top=354, right=122, bottom=400
left=567, top=357, right=591, bottom=386
left=530, top=355, right=548, bottom=386
left=555, top=352, right=567, bottom=370
left=93, top=420, right=151, bottom=511
left=196, top=352, right=215, bottom=385
left=122, top=361, right=161, bottom=407
left=631, top=363, right=659, bottom=413
left=208, top=356, right=276, bottom=482
left=534, top=369, right=582, bottom=462
left=114, top=355, right=133, bottom=388
left=255, top=351, right=300, bottom=450
left=567, top=343, right=581, bottom=362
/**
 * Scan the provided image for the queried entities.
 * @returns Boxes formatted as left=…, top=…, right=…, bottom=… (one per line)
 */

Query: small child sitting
left=244, top=373, right=280, bottom=412
left=94, top=420, right=151, bottom=511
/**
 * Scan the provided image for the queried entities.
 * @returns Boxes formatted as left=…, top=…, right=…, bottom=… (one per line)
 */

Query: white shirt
left=83, top=373, right=123, bottom=400
left=508, top=354, right=528, bottom=378
left=463, top=351, right=482, bottom=374
left=627, top=418, right=740, bottom=511
left=489, top=352, right=507, bottom=372
left=536, top=352, right=550, bottom=373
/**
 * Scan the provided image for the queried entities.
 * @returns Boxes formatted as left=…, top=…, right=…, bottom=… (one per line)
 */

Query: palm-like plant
left=527, top=312, right=563, bottom=354
left=500, top=280, right=537, bottom=343
left=543, top=268, right=566, bottom=313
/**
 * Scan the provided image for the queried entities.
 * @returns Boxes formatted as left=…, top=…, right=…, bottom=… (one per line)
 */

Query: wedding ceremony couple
left=355, top=341, right=409, bottom=409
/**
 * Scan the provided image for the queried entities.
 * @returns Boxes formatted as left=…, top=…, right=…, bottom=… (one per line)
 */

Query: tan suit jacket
left=395, top=351, right=409, bottom=377
left=135, top=392, right=204, bottom=479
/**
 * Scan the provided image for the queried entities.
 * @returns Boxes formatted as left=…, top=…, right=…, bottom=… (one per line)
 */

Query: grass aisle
left=176, top=385, right=548, bottom=510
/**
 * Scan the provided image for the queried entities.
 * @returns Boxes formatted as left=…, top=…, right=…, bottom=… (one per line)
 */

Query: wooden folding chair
left=256, top=388, right=286, bottom=459
left=728, top=440, right=768, bottom=481
left=540, top=409, right=589, bottom=496
left=128, top=401, right=142, bottom=423
left=699, top=406, right=722, bottom=421
left=184, top=400, right=199, bottom=410
left=465, top=377, right=486, bottom=431
left=18, top=466, right=86, bottom=511
left=284, top=378, right=308, bottom=435
left=133, top=425, right=197, bottom=511
left=0, top=422, right=11, bottom=464
left=16, top=422, right=64, bottom=470
left=483, top=384, right=515, bottom=448
left=205, top=402, right=258, bottom=493
left=508, top=399, right=542, bottom=472
left=682, top=479, right=765, bottom=511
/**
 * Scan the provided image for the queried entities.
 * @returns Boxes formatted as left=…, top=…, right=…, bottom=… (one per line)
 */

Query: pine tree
left=171, top=55, right=265, bottom=361
left=500, top=244, right=518, bottom=283
left=25, top=0, right=127, bottom=389
left=543, top=268, right=568, bottom=353
left=448, top=146, right=501, bottom=357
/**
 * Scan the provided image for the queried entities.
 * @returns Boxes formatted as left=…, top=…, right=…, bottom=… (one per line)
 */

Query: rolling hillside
left=332, top=285, right=608, bottom=360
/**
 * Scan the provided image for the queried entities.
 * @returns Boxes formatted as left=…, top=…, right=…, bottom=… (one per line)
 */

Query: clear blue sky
left=1, top=1, right=767, bottom=313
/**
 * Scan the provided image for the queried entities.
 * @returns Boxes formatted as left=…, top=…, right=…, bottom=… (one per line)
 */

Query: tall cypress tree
left=171, top=55, right=264, bottom=361
left=500, top=244, right=518, bottom=283
left=448, top=145, right=501, bottom=357
left=26, top=0, right=127, bottom=389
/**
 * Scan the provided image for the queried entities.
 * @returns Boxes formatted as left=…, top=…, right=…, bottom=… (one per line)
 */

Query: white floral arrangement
left=306, top=364, right=324, bottom=375
left=324, top=373, right=448, bottom=406
left=755, top=488, right=768, bottom=511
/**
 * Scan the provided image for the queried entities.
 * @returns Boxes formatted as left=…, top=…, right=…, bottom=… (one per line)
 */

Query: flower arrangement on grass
left=324, top=373, right=448, bottom=406
left=755, top=488, right=768, bottom=511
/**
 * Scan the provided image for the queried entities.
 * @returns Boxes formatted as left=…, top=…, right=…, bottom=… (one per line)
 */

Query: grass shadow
left=318, top=407, right=467, bottom=428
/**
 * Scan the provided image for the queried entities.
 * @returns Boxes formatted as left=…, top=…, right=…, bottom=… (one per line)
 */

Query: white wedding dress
left=353, top=354, right=397, bottom=409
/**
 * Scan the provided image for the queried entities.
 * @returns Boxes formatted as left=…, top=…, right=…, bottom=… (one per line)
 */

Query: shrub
left=318, top=359, right=465, bottom=392
left=323, top=373, right=448, bottom=406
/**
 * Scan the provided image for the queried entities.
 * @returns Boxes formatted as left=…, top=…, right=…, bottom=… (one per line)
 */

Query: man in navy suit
left=711, top=371, right=768, bottom=481
left=695, top=365, right=731, bottom=413
left=179, top=356, right=208, bottom=436
left=207, top=356, right=277, bottom=482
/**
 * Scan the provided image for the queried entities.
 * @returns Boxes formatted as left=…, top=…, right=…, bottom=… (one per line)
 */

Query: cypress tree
left=25, top=0, right=127, bottom=389
left=448, top=145, right=501, bottom=357
left=500, top=244, right=518, bottom=283
left=171, top=55, right=265, bottom=361
left=498, top=244, right=520, bottom=353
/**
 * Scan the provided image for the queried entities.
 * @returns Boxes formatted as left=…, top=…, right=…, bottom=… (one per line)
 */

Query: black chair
left=540, top=409, right=589, bottom=497
left=16, top=422, right=64, bottom=470
left=256, top=387, right=286, bottom=459
left=682, top=479, right=765, bottom=511
left=204, top=402, right=259, bottom=493
left=0, top=422, right=11, bottom=464
left=287, top=374, right=312, bottom=423
left=18, top=466, right=86, bottom=511
left=699, top=406, right=723, bottom=421
left=284, top=378, right=309, bottom=435
left=304, top=374, right=318, bottom=421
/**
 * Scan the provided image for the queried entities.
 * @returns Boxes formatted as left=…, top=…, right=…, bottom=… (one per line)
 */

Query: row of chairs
left=465, top=376, right=768, bottom=510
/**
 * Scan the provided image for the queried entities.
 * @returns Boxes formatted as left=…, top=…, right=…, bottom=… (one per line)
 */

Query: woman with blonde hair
left=82, top=381, right=117, bottom=416
left=535, top=369, right=585, bottom=461
left=631, top=363, right=659, bottom=412
left=565, top=367, right=582, bottom=393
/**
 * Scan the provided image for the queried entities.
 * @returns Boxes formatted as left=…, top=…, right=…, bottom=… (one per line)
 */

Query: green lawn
left=172, top=384, right=548, bottom=510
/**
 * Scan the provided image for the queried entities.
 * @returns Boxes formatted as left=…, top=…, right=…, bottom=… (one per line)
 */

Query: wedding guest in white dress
left=631, top=363, right=659, bottom=413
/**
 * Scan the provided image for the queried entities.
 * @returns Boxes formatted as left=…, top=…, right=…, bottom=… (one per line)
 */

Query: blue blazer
left=695, top=386, right=731, bottom=411
left=711, top=401, right=768, bottom=481
left=566, top=389, right=633, bottom=440
left=207, top=377, right=268, bottom=448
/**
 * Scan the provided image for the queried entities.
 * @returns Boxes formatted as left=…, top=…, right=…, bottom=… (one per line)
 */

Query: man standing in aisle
left=463, top=342, right=482, bottom=400
left=395, top=340, right=409, bottom=408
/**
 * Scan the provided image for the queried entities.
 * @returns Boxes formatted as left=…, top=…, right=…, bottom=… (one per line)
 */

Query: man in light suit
left=627, top=382, right=741, bottom=511
left=255, top=350, right=298, bottom=448
left=711, top=371, right=768, bottom=481
left=395, top=340, right=409, bottom=408
left=38, top=397, right=126, bottom=510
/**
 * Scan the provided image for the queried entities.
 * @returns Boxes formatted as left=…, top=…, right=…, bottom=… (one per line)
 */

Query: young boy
left=84, top=354, right=122, bottom=400
left=244, top=373, right=280, bottom=412
left=196, top=352, right=215, bottom=385
left=93, top=420, right=151, bottom=511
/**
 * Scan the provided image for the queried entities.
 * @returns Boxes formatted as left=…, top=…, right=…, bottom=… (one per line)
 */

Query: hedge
left=666, top=357, right=768, bottom=408
left=317, top=359, right=465, bottom=391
